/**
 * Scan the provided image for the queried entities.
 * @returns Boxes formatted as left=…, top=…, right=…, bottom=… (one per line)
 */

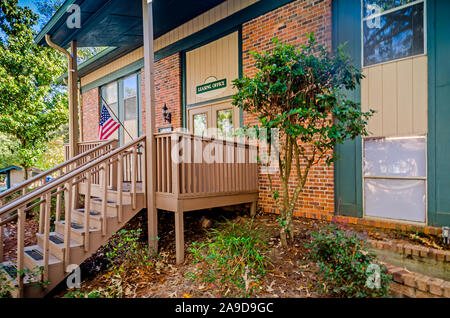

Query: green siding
left=332, top=0, right=363, bottom=218
left=428, top=0, right=450, bottom=227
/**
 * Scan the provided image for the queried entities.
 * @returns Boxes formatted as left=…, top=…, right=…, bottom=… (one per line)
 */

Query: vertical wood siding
left=361, top=56, right=428, bottom=137
left=186, top=31, right=239, bottom=105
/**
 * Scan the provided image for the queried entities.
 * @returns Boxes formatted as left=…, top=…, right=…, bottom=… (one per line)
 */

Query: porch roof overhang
left=36, top=0, right=226, bottom=76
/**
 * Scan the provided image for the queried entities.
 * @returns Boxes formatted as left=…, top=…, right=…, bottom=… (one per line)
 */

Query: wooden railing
left=0, top=139, right=118, bottom=207
left=64, top=140, right=115, bottom=161
left=155, top=132, right=258, bottom=197
left=0, top=137, right=145, bottom=295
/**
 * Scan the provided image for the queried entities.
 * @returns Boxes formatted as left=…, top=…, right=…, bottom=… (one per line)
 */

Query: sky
left=18, top=0, right=37, bottom=11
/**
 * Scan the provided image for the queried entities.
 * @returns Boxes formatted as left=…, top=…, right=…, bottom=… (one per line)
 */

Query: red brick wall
left=241, top=0, right=335, bottom=216
left=141, top=53, right=182, bottom=133
left=81, top=87, right=100, bottom=141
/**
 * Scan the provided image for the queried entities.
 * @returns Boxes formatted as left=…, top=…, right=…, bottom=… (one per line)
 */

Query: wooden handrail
left=154, top=131, right=258, bottom=149
left=0, top=135, right=146, bottom=293
left=0, top=136, right=145, bottom=218
left=0, top=139, right=118, bottom=203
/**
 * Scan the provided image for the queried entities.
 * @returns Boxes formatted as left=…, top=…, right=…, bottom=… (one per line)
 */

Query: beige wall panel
left=412, top=56, right=428, bottom=134
left=361, top=56, right=428, bottom=137
left=397, top=59, right=414, bottom=136
left=81, top=47, right=144, bottom=87
left=186, top=32, right=239, bottom=105
left=382, top=62, right=397, bottom=136
left=361, top=68, right=369, bottom=116
left=368, top=66, right=383, bottom=136
left=154, top=0, right=259, bottom=52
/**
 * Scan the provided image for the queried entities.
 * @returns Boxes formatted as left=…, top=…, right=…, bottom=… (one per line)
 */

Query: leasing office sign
left=196, top=78, right=227, bottom=95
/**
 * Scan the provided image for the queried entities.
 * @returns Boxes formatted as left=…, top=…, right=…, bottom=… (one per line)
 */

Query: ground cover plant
left=187, top=219, right=271, bottom=297
left=306, top=224, right=392, bottom=297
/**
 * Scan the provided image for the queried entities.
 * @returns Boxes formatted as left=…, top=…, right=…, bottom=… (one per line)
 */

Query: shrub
left=306, top=224, right=391, bottom=298
left=0, top=269, right=13, bottom=298
left=105, top=228, right=154, bottom=275
left=188, top=220, right=271, bottom=297
left=63, top=290, right=101, bottom=298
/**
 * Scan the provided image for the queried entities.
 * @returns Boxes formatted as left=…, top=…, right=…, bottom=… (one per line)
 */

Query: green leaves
left=306, top=224, right=392, bottom=298
left=232, top=34, right=374, bottom=247
left=0, top=0, right=68, bottom=172
left=188, top=221, right=270, bottom=297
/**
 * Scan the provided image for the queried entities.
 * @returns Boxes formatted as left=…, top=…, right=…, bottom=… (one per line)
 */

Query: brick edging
left=381, top=262, right=450, bottom=298
left=293, top=211, right=443, bottom=236
left=368, top=239, right=450, bottom=263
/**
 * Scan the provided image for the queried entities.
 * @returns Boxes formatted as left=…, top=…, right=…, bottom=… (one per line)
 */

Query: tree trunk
left=23, top=166, right=29, bottom=180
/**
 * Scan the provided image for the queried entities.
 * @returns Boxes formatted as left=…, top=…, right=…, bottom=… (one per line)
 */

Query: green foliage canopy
left=0, top=0, right=68, bottom=177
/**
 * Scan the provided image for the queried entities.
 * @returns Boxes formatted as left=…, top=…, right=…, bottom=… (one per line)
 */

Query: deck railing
left=0, top=137, right=145, bottom=295
left=0, top=140, right=118, bottom=207
left=155, top=132, right=258, bottom=197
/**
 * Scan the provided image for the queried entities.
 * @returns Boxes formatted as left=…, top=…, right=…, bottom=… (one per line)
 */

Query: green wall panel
left=428, top=0, right=450, bottom=227
left=332, top=0, right=363, bottom=218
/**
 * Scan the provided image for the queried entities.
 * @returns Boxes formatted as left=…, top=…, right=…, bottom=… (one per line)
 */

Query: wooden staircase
left=0, top=137, right=146, bottom=298
left=0, top=132, right=259, bottom=298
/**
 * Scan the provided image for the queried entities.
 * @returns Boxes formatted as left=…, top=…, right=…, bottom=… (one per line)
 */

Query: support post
left=69, top=41, right=79, bottom=159
left=175, top=208, right=184, bottom=265
left=142, top=0, right=158, bottom=253
left=250, top=201, right=257, bottom=217
left=45, top=36, right=80, bottom=209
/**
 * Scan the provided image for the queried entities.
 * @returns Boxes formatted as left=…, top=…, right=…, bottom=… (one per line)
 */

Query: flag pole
left=100, top=96, right=135, bottom=141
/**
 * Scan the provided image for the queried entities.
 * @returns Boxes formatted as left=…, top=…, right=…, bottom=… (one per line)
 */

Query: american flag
left=98, top=103, right=120, bottom=140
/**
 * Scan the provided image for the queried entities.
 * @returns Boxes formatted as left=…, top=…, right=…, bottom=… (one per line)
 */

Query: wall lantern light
left=162, top=103, right=172, bottom=124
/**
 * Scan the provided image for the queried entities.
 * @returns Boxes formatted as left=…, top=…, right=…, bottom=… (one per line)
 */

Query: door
left=187, top=100, right=239, bottom=138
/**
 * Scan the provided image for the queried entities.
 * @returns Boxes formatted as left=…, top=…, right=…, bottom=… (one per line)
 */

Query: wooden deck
left=154, top=132, right=258, bottom=262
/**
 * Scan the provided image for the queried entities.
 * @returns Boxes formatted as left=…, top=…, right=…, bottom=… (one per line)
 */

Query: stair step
left=74, top=208, right=101, bottom=216
left=25, top=249, right=43, bottom=261
left=72, top=209, right=105, bottom=229
left=92, top=198, right=116, bottom=205
left=24, top=245, right=61, bottom=269
left=49, top=235, right=64, bottom=245
left=1, top=263, right=18, bottom=279
left=55, top=221, right=101, bottom=244
left=0, top=261, right=38, bottom=286
left=88, top=198, right=123, bottom=216
left=36, top=232, right=83, bottom=261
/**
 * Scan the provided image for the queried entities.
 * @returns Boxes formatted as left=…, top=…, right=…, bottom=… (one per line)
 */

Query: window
left=362, top=0, right=425, bottom=67
left=123, top=75, right=138, bottom=144
left=193, top=113, right=207, bottom=137
left=217, top=109, right=233, bottom=140
left=101, top=74, right=141, bottom=145
left=363, top=136, right=427, bottom=223
left=101, top=82, right=119, bottom=140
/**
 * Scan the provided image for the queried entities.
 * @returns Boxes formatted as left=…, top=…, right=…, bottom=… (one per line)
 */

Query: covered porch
left=37, top=0, right=258, bottom=263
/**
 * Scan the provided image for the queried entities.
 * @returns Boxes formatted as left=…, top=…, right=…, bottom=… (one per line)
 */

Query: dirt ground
left=3, top=216, right=38, bottom=262
left=44, top=206, right=446, bottom=298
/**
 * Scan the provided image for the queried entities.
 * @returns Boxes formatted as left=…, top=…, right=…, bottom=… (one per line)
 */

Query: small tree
left=0, top=0, right=68, bottom=179
left=232, top=35, right=373, bottom=247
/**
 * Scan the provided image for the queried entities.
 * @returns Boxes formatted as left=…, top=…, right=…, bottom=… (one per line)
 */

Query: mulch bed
left=2, top=216, right=38, bottom=261
left=2, top=206, right=446, bottom=298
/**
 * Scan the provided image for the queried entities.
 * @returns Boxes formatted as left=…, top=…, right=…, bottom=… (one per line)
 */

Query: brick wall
left=241, top=0, right=334, bottom=217
left=81, top=87, right=100, bottom=141
left=141, top=52, right=182, bottom=133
